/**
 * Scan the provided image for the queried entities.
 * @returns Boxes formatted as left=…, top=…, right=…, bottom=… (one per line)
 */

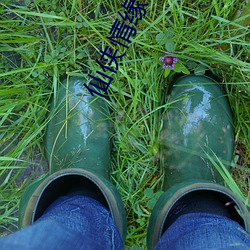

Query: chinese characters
left=84, top=0, right=148, bottom=97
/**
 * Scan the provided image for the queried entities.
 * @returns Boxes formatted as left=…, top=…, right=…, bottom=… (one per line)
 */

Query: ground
left=0, top=0, right=249, bottom=249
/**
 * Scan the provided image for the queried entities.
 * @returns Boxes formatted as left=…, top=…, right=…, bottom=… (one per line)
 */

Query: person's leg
left=0, top=195, right=123, bottom=250
left=16, top=77, right=126, bottom=249
left=155, top=213, right=250, bottom=250
left=147, top=75, right=250, bottom=249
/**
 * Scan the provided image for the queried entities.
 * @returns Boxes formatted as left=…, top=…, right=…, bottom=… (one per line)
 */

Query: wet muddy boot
left=19, top=77, right=126, bottom=242
left=147, top=75, right=250, bottom=249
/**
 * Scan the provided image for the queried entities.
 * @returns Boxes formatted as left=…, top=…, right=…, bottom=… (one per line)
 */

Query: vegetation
left=0, top=0, right=249, bottom=248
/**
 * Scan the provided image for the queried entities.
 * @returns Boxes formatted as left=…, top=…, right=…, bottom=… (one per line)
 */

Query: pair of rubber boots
left=19, top=75, right=250, bottom=249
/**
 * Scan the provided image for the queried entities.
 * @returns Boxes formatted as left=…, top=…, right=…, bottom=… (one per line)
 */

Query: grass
left=0, top=0, right=249, bottom=248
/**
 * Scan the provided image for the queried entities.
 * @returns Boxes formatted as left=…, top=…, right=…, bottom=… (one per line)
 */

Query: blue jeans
left=0, top=196, right=249, bottom=249
left=156, top=213, right=250, bottom=250
left=0, top=196, right=123, bottom=250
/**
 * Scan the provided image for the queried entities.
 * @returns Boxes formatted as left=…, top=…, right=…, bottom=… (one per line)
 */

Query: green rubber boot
left=19, top=77, right=127, bottom=242
left=147, top=75, right=250, bottom=249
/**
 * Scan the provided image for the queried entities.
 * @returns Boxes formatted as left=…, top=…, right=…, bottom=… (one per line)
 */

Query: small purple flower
left=159, top=53, right=177, bottom=70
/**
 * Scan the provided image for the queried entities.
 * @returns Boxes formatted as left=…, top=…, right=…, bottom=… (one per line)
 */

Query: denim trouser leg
left=155, top=213, right=250, bottom=250
left=1, top=198, right=250, bottom=250
left=0, top=196, right=123, bottom=250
